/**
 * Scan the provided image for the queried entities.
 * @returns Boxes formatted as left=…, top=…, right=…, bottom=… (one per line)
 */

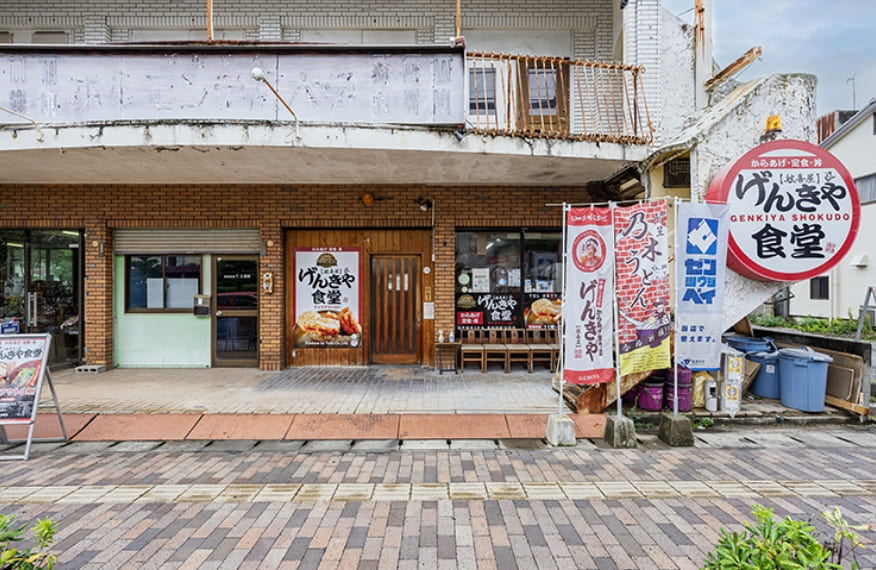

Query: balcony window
left=469, top=68, right=496, bottom=114
left=127, top=255, right=202, bottom=311
left=527, top=69, right=558, bottom=115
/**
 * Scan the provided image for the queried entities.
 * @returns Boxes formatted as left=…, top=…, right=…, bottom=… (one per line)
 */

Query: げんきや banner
left=614, top=201, right=671, bottom=376
left=675, top=201, right=729, bottom=371
left=563, top=207, right=615, bottom=384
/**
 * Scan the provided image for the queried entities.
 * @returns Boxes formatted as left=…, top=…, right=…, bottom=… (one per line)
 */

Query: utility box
left=193, top=294, right=211, bottom=317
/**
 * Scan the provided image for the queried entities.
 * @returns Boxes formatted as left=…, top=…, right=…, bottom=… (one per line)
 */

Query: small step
left=75, top=365, right=106, bottom=374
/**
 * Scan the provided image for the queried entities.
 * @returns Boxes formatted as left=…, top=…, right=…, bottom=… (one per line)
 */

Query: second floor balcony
left=0, top=43, right=652, bottom=186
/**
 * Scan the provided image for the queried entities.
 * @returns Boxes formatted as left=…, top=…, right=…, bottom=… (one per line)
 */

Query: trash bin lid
left=778, top=346, right=834, bottom=363
left=747, top=350, right=778, bottom=360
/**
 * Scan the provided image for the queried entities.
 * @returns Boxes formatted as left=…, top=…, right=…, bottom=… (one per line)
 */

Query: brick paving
left=1, top=426, right=875, bottom=568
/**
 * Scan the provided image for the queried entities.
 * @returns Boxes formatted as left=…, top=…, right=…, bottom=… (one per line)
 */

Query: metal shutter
left=113, top=228, right=261, bottom=254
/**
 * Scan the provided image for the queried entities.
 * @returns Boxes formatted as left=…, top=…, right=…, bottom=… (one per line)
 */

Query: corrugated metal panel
left=113, top=228, right=260, bottom=254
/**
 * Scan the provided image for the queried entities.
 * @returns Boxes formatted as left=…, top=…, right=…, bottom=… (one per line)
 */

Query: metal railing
left=466, top=52, right=653, bottom=144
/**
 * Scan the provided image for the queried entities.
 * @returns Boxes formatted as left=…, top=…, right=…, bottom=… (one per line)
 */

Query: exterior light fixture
left=415, top=197, right=433, bottom=211
left=251, top=67, right=301, bottom=139
left=760, top=114, right=783, bottom=143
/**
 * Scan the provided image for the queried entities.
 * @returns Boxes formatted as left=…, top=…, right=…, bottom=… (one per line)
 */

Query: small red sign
left=705, top=139, right=860, bottom=281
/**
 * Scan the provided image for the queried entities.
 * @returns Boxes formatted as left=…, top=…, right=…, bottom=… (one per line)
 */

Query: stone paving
left=49, top=366, right=561, bottom=415
left=1, top=426, right=875, bottom=569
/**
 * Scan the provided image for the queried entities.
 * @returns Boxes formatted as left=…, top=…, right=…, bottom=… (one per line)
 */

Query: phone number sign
left=705, top=139, right=860, bottom=281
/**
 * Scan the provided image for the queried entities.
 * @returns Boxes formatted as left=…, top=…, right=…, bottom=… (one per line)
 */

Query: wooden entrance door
left=370, top=254, right=420, bottom=364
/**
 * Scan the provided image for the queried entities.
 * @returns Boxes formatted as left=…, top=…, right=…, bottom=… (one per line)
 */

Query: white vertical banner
left=563, top=207, right=615, bottom=384
left=675, top=201, right=730, bottom=370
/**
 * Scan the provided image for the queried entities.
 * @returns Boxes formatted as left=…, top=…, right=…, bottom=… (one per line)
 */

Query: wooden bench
left=456, top=327, right=560, bottom=373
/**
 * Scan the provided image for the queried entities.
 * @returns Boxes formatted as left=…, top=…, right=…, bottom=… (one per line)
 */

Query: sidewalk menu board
left=0, top=334, right=51, bottom=424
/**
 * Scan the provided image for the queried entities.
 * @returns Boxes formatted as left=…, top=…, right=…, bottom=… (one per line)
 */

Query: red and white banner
left=614, top=202, right=671, bottom=376
left=563, top=207, right=615, bottom=384
left=675, top=201, right=730, bottom=371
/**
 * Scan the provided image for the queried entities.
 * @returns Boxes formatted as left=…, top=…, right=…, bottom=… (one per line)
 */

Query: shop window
left=455, top=230, right=561, bottom=329
left=126, top=255, right=202, bottom=311
left=809, top=275, right=829, bottom=300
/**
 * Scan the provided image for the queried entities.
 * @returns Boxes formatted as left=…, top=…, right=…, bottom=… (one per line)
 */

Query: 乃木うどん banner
left=614, top=201, right=671, bottom=376
left=675, top=201, right=729, bottom=371
left=563, top=207, right=615, bottom=384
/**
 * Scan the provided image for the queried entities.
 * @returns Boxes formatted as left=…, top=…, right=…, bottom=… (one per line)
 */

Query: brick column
left=259, top=225, right=284, bottom=370
left=83, top=224, right=114, bottom=367
left=433, top=193, right=457, bottom=340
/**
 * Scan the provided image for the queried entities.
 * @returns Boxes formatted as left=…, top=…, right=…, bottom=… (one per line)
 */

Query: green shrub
left=703, top=504, right=869, bottom=570
left=0, top=514, right=57, bottom=570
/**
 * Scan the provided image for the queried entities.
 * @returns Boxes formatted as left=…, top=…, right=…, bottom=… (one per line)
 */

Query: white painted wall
left=789, top=113, right=876, bottom=321
left=825, top=115, right=876, bottom=177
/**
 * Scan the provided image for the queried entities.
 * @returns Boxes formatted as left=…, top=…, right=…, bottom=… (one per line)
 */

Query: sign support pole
left=557, top=202, right=569, bottom=416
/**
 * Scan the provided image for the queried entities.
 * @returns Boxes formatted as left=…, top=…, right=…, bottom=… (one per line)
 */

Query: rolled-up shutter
left=113, top=228, right=260, bottom=254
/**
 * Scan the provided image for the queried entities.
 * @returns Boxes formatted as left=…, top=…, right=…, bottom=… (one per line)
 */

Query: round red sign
left=704, top=139, right=860, bottom=282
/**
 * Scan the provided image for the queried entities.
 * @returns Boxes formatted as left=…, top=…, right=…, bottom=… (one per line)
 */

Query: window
left=527, top=68, right=558, bottom=115
left=469, top=68, right=496, bottom=113
left=127, top=255, right=201, bottom=311
left=810, top=276, right=829, bottom=300
left=31, top=31, right=67, bottom=44
left=455, top=230, right=561, bottom=329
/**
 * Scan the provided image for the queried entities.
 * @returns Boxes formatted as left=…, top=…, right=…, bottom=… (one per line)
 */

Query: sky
left=661, top=0, right=876, bottom=116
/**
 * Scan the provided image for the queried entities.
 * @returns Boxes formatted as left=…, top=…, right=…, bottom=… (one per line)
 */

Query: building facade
left=0, top=0, right=816, bottom=372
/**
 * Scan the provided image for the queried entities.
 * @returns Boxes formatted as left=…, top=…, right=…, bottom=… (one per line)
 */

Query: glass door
left=0, top=230, right=82, bottom=366
left=213, top=256, right=259, bottom=367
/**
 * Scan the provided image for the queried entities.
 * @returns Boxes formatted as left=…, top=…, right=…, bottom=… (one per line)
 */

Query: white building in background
left=789, top=98, right=876, bottom=323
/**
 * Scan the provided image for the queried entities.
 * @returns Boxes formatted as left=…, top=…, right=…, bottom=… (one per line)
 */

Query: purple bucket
left=636, top=382, right=664, bottom=411
left=664, top=366, right=692, bottom=411
left=622, top=385, right=640, bottom=405
left=664, top=382, right=693, bottom=412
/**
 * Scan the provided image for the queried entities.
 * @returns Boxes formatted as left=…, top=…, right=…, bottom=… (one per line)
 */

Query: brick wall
left=0, top=184, right=591, bottom=369
left=0, top=0, right=614, bottom=59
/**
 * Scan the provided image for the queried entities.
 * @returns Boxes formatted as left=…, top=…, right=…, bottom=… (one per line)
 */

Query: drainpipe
left=207, top=0, right=214, bottom=41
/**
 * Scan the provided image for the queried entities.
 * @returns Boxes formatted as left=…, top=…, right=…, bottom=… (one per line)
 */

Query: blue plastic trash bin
left=777, top=347, right=833, bottom=412
left=725, top=335, right=776, bottom=353
left=747, top=351, right=780, bottom=399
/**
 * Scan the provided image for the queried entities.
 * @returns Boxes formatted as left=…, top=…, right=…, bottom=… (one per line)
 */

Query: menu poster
left=0, top=334, right=51, bottom=425
left=293, top=248, right=362, bottom=348
left=455, top=293, right=522, bottom=328
left=524, top=292, right=561, bottom=329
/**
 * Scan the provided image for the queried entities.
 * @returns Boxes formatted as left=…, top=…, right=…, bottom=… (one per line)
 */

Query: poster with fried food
left=0, top=334, right=50, bottom=424
left=293, top=248, right=362, bottom=348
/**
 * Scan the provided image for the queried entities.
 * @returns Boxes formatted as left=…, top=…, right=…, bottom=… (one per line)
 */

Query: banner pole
left=610, top=202, right=623, bottom=418
left=558, top=202, right=569, bottom=416
left=672, top=197, right=679, bottom=417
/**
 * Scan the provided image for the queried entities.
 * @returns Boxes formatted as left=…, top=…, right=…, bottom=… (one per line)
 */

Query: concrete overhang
left=0, top=121, right=649, bottom=185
